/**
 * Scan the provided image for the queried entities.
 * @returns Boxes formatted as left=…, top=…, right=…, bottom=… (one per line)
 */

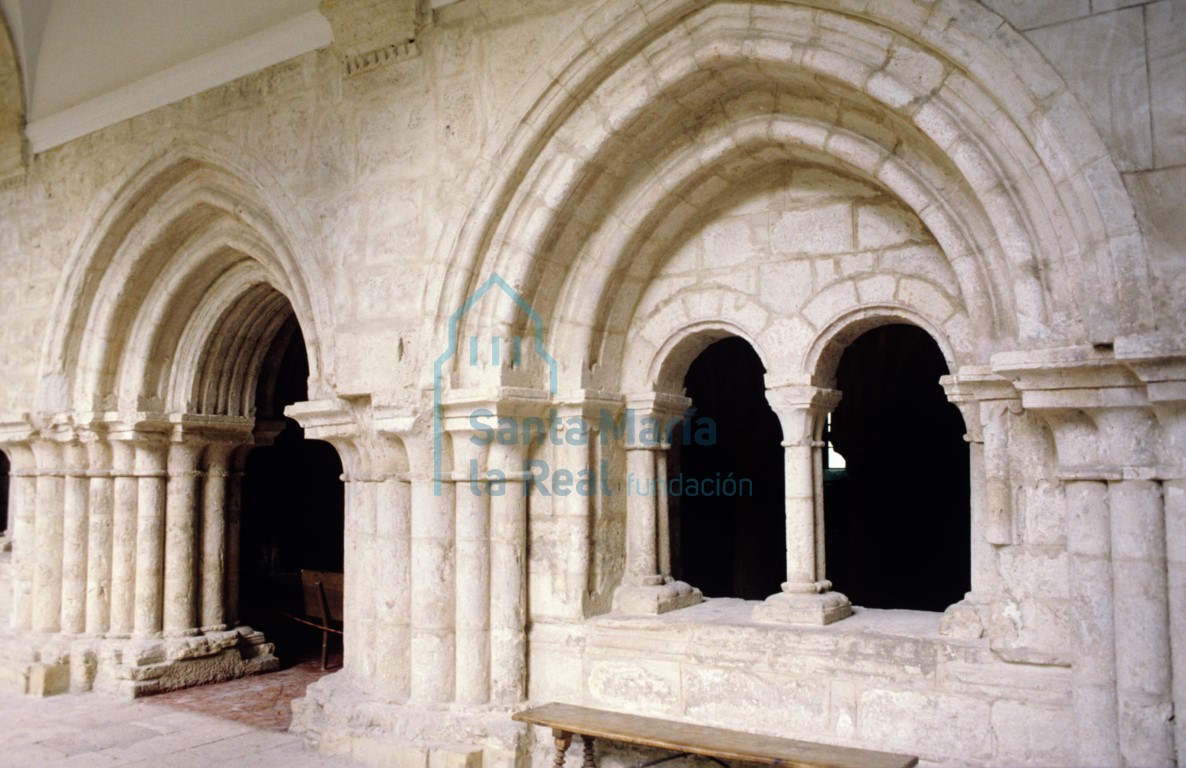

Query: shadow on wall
left=825, top=324, right=970, bottom=612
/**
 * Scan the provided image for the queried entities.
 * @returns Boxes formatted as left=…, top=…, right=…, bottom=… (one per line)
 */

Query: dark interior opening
left=669, top=336, right=784, bottom=600
left=240, top=318, right=344, bottom=666
left=0, top=449, right=9, bottom=533
left=823, top=323, right=970, bottom=611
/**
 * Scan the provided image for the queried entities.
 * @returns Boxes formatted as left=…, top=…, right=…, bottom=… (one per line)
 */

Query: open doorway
left=823, top=324, right=970, bottom=611
left=669, top=337, right=784, bottom=600
left=239, top=316, right=345, bottom=669
left=0, top=449, right=8, bottom=534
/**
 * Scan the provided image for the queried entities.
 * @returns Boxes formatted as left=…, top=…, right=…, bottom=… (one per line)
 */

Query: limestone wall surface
left=0, top=1, right=1182, bottom=767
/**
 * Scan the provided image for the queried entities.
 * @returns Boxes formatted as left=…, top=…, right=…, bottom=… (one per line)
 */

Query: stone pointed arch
left=425, top=0, right=1150, bottom=399
left=37, top=141, right=335, bottom=417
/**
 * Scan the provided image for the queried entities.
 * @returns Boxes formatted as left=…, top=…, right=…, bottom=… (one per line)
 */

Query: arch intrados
left=807, top=306, right=957, bottom=389
left=648, top=322, right=768, bottom=394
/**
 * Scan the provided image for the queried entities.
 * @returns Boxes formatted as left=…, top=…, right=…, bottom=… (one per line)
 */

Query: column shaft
left=32, top=442, right=64, bottom=633
left=344, top=479, right=376, bottom=681
left=454, top=437, right=490, bottom=704
left=373, top=477, right=412, bottom=699
left=489, top=442, right=526, bottom=704
left=85, top=441, right=113, bottom=634
left=224, top=451, right=245, bottom=627
left=9, top=446, right=36, bottom=631
left=134, top=441, right=167, bottom=636
left=410, top=473, right=455, bottom=702
left=199, top=446, right=231, bottom=631
left=782, top=442, right=815, bottom=587
left=164, top=442, right=200, bottom=635
left=60, top=444, right=88, bottom=634
left=1066, top=480, right=1121, bottom=766
left=624, top=448, right=659, bottom=584
left=1109, top=479, right=1174, bottom=766
left=1164, top=479, right=1186, bottom=768
left=109, top=442, right=138, bottom=635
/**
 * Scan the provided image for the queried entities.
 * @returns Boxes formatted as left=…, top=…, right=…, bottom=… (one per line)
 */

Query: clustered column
left=612, top=393, right=702, bottom=615
left=1, top=425, right=246, bottom=644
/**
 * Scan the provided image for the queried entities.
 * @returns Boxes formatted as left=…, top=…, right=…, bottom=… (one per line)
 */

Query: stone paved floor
left=0, top=653, right=358, bottom=767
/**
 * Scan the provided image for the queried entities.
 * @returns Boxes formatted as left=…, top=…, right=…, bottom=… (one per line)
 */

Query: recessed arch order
left=427, top=0, right=1151, bottom=397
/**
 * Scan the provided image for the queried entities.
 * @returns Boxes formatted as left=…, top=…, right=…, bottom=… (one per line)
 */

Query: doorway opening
left=823, top=324, right=970, bottom=611
left=0, top=449, right=8, bottom=533
left=239, top=315, right=345, bottom=668
left=669, top=337, right=784, bottom=600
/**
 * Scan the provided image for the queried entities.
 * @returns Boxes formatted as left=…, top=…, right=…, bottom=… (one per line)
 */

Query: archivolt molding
left=427, top=0, right=1149, bottom=399
left=38, top=141, right=334, bottom=420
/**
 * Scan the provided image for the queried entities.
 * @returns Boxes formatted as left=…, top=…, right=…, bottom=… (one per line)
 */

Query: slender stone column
left=374, top=473, right=412, bottom=699
left=85, top=439, right=114, bottom=634
left=489, top=440, right=526, bottom=704
left=109, top=441, right=138, bottom=636
left=624, top=446, right=659, bottom=586
left=164, top=441, right=202, bottom=635
left=1165, top=477, right=1186, bottom=768
left=134, top=439, right=167, bottom=637
left=199, top=444, right=233, bottom=632
left=1109, top=478, right=1174, bottom=766
left=1065, top=479, right=1121, bottom=766
left=60, top=443, right=89, bottom=634
left=612, top=393, right=701, bottom=615
left=8, top=443, right=36, bottom=631
left=754, top=385, right=851, bottom=625
left=31, top=440, right=65, bottom=633
left=224, top=448, right=247, bottom=627
left=410, top=447, right=456, bottom=703
left=453, top=433, right=490, bottom=704
left=344, top=476, right=376, bottom=680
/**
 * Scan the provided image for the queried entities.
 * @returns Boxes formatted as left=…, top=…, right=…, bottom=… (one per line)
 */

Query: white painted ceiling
left=0, top=0, right=331, bottom=151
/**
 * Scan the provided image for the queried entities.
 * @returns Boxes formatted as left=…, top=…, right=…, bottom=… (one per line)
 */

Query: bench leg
left=581, top=735, right=596, bottom=767
left=552, top=730, right=573, bottom=767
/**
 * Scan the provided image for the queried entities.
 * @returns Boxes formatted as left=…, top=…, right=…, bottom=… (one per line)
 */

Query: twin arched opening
left=668, top=323, right=970, bottom=613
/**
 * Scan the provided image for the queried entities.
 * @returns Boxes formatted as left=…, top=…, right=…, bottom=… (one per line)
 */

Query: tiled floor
left=153, top=653, right=339, bottom=732
left=0, top=651, right=355, bottom=767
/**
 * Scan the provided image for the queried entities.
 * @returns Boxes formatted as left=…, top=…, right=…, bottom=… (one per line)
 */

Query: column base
left=612, top=580, right=702, bottom=615
left=752, top=590, right=852, bottom=625
left=0, top=626, right=278, bottom=697
left=291, top=674, right=527, bottom=767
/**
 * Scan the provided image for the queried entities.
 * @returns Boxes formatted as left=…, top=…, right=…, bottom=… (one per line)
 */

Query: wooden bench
left=513, top=702, right=918, bottom=768
left=282, top=570, right=344, bottom=670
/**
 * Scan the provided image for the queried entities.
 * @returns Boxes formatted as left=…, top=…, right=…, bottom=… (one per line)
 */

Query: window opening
left=823, top=324, right=970, bottom=611
left=669, top=337, right=784, bottom=600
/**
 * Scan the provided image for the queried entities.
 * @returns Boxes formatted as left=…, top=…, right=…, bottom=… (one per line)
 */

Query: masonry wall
left=0, top=1, right=1183, bottom=767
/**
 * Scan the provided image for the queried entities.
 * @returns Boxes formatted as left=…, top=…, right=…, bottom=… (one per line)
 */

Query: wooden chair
left=286, top=569, right=344, bottom=670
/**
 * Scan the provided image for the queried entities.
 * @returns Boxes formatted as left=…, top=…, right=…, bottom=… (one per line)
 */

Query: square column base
left=752, top=590, right=852, bottom=625
left=612, top=581, right=702, bottom=615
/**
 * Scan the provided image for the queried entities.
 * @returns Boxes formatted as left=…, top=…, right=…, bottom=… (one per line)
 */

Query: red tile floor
left=151, top=649, right=341, bottom=732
